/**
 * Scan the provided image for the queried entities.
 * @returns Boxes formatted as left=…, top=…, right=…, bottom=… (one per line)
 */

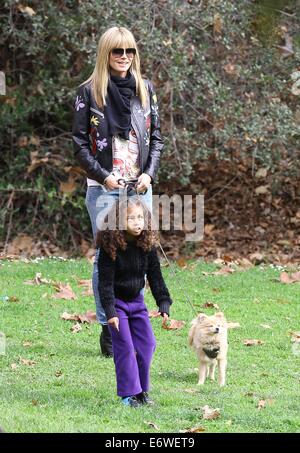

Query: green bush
left=0, top=0, right=299, bottom=251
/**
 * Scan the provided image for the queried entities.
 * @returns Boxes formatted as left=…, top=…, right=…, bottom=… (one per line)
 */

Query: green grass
left=1, top=257, right=300, bottom=433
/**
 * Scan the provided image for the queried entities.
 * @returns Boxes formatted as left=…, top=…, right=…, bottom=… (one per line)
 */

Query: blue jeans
left=85, top=185, right=153, bottom=325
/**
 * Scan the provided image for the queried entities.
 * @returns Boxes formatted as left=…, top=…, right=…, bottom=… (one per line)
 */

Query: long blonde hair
left=83, top=27, right=148, bottom=109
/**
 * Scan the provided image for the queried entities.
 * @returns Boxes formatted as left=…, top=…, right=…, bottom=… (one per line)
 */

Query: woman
left=72, top=26, right=164, bottom=357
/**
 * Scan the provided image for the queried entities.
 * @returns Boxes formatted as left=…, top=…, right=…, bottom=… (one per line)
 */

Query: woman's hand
left=108, top=316, right=119, bottom=331
left=104, top=174, right=125, bottom=190
left=137, top=173, right=151, bottom=193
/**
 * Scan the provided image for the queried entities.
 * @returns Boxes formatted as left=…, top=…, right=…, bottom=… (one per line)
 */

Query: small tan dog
left=188, top=312, right=228, bottom=386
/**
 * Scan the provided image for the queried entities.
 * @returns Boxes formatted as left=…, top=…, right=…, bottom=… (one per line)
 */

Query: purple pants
left=108, top=294, right=156, bottom=397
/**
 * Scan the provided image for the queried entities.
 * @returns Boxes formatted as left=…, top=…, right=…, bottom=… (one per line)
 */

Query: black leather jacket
left=72, top=79, right=164, bottom=184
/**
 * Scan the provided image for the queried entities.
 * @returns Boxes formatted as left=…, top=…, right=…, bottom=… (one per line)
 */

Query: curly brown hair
left=95, top=196, right=159, bottom=260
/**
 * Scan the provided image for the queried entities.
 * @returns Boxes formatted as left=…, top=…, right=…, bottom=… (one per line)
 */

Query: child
left=96, top=195, right=173, bottom=407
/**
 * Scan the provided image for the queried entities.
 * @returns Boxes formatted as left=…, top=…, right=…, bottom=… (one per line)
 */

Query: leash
left=119, top=177, right=198, bottom=317
left=157, top=241, right=198, bottom=316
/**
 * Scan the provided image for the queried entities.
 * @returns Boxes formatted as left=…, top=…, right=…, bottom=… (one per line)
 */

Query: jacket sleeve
left=72, top=84, right=110, bottom=184
left=98, top=248, right=117, bottom=320
left=143, top=81, right=164, bottom=182
left=146, top=248, right=172, bottom=316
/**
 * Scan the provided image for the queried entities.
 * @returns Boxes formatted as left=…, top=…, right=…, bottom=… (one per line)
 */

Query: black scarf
left=105, top=72, right=136, bottom=140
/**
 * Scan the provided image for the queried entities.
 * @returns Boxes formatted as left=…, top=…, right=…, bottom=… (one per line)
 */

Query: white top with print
left=87, top=129, right=140, bottom=187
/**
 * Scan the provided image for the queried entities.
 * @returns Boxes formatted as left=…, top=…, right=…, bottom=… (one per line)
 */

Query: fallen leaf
left=180, top=426, right=206, bottom=433
left=17, top=5, right=36, bottom=16
left=61, top=310, right=97, bottom=324
left=148, top=310, right=161, bottom=318
left=202, top=405, right=220, bottom=420
left=236, top=258, right=253, bottom=269
left=176, top=257, right=188, bottom=268
left=71, top=323, right=82, bottom=333
left=243, top=339, right=264, bottom=346
left=25, top=272, right=53, bottom=285
left=8, top=296, right=19, bottom=303
left=260, top=324, right=272, bottom=329
left=202, top=301, right=220, bottom=310
left=55, top=370, right=63, bottom=377
left=249, top=252, right=264, bottom=264
left=22, top=341, right=32, bottom=347
left=77, top=279, right=93, bottom=296
left=255, top=185, right=269, bottom=195
left=289, top=331, right=300, bottom=343
left=162, top=318, right=185, bottom=330
left=31, top=399, right=39, bottom=406
left=20, top=358, right=36, bottom=366
left=183, top=388, right=198, bottom=394
left=11, top=363, right=18, bottom=370
left=280, top=271, right=300, bottom=284
left=53, top=283, right=77, bottom=300
left=255, top=168, right=268, bottom=179
left=257, top=399, right=273, bottom=410
left=144, top=421, right=159, bottom=430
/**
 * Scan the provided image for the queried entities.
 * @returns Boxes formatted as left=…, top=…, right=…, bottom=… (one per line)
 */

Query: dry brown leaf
left=71, top=323, right=82, bottom=333
left=17, top=5, right=36, bottom=16
left=162, top=318, right=185, bottom=330
left=148, top=310, right=161, bottom=318
left=236, top=258, right=253, bottom=269
left=249, top=252, right=264, bottom=264
left=202, top=405, right=220, bottom=420
left=11, top=363, right=18, bottom=370
left=78, top=279, right=93, bottom=296
left=257, top=399, right=273, bottom=410
left=61, top=312, right=78, bottom=322
left=59, top=175, right=78, bottom=194
left=55, top=370, right=63, bottom=377
left=25, top=272, right=52, bottom=285
left=214, top=266, right=235, bottom=275
left=255, top=185, right=269, bottom=195
left=61, top=311, right=96, bottom=324
left=202, top=301, right=220, bottom=310
left=176, top=257, right=188, bottom=268
left=289, top=331, right=300, bottom=343
left=180, top=426, right=206, bottom=433
left=255, top=168, right=268, bottom=179
left=213, top=13, right=222, bottom=34
left=22, top=341, right=32, bottom=347
left=243, top=339, right=264, bottom=346
left=20, top=358, right=36, bottom=366
left=144, top=421, right=159, bottom=430
left=8, top=296, right=19, bottom=303
left=53, top=283, right=77, bottom=300
left=280, top=271, right=300, bottom=284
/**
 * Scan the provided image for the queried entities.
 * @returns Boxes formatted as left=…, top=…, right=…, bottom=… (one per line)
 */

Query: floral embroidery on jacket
left=90, top=115, right=100, bottom=126
left=75, top=95, right=85, bottom=111
left=96, top=135, right=108, bottom=152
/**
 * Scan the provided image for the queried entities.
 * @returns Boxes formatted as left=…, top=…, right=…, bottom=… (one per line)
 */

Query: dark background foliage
left=0, top=0, right=299, bottom=256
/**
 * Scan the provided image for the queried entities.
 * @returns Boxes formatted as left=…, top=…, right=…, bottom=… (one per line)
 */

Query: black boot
left=100, top=324, right=113, bottom=358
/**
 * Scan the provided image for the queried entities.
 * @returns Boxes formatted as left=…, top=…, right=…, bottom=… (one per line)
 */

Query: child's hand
left=108, top=316, right=119, bottom=331
left=159, top=312, right=169, bottom=321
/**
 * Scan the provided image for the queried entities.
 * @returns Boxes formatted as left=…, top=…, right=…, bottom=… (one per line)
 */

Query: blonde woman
left=72, top=26, right=164, bottom=357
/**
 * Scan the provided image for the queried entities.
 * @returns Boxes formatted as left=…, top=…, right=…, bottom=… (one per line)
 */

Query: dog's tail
left=188, top=320, right=197, bottom=347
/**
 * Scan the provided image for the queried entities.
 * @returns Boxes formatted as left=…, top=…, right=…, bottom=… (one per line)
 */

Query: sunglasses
left=111, top=48, right=136, bottom=57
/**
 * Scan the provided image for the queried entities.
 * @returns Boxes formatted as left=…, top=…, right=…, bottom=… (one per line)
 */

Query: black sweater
left=98, top=242, right=173, bottom=320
